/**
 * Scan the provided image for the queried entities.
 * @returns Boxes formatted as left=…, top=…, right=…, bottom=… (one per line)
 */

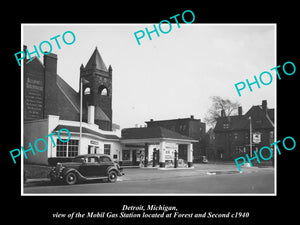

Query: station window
left=56, top=139, right=79, bottom=157
left=104, top=144, right=111, bottom=155
left=122, top=150, right=130, bottom=160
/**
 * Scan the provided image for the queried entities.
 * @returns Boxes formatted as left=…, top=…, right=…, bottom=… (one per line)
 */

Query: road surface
left=24, top=166, right=274, bottom=194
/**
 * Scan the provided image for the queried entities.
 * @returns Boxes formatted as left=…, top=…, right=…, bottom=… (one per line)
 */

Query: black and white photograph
left=21, top=24, right=276, bottom=195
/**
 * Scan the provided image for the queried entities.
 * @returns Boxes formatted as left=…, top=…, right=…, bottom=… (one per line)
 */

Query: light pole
left=249, top=116, right=252, bottom=158
left=79, top=77, right=83, bottom=154
left=79, top=77, right=89, bottom=154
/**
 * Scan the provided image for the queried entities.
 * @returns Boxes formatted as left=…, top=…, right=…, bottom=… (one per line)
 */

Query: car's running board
left=74, top=172, right=108, bottom=180
left=83, top=176, right=108, bottom=180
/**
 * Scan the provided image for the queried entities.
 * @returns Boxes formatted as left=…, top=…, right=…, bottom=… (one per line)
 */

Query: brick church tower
left=79, top=47, right=113, bottom=131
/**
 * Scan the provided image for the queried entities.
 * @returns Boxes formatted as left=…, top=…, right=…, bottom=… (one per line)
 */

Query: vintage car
left=49, top=154, right=124, bottom=185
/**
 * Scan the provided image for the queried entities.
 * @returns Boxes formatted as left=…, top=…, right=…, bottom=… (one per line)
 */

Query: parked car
left=49, top=154, right=124, bottom=185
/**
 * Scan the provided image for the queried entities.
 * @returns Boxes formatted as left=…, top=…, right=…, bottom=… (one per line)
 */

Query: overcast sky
left=23, top=24, right=276, bottom=130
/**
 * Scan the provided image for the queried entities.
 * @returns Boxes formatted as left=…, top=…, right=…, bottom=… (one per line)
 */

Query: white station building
left=24, top=114, right=121, bottom=165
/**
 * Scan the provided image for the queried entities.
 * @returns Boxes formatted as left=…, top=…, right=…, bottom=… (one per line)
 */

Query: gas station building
left=121, top=127, right=198, bottom=168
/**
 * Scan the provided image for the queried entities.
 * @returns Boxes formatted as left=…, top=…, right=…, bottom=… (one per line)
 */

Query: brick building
left=213, top=100, right=274, bottom=161
left=24, top=46, right=113, bottom=131
left=145, top=116, right=206, bottom=161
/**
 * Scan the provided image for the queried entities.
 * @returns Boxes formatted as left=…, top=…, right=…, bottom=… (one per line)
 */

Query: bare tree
left=204, top=96, right=240, bottom=128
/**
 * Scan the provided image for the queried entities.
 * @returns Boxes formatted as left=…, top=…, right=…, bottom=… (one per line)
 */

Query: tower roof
left=85, top=47, right=108, bottom=72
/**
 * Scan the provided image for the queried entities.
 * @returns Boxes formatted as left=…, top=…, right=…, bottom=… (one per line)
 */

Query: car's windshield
left=73, top=156, right=85, bottom=163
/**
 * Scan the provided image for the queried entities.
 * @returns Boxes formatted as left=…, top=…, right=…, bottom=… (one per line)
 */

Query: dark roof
left=243, top=105, right=274, bottom=129
left=25, top=56, right=44, bottom=67
left=85, top=47, right=108, bottom=72
left=57, top=75, right=111, bottom=122
left=121, top=126, right=197, bottom=141
left=214, top=104, right=274, bottom=132
left=267, top=108, right=274, bottom=122
left=214, top=115, right=244, bottom=132
left=56, top=74, right=80, bottom=112
left=145, top=117, right=201, bottom=124
left=53, top=125, right=119, bottom=140
left=95, top=105, right=110, bottom=121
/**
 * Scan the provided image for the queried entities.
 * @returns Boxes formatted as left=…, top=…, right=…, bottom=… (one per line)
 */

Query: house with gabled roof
left=213, top=100, right=274, bottom=160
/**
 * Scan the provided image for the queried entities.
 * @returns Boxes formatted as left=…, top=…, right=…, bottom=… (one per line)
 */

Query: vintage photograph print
left=21, top=23, right=276, bottom=196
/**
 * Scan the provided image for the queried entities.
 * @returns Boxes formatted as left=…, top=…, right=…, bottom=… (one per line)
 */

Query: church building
left=23, top=47, right=121, bottom=165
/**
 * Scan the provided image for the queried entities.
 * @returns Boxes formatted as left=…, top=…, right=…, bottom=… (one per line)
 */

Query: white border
left=21, top=23, right=24, bottom=195
left=21, top=23, right=277, bottom=196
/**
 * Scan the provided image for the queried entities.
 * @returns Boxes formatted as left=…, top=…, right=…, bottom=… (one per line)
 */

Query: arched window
left=84, top=87, right=91, bottom=95
left=100, top=88, right=108, bottom=96
left=98, top=85, right=109, bottom=96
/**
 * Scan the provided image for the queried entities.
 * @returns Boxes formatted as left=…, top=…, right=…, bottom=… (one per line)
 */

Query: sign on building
left=24, top=73, right=44, bottom=121
left=253, top=132, right=261, bottom=144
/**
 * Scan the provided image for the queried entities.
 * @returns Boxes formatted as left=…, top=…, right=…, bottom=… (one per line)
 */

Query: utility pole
left=249, top=116, right=252, bottom=158
left=79, top=78, right=83, bottom=154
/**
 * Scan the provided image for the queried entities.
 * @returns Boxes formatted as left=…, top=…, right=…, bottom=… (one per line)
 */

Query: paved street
left=23, top=164, right=274, bottom=194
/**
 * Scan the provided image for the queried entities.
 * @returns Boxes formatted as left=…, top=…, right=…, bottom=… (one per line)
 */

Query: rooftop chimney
left=44, top=53, right=57, bottom=74
left=221, top=109, right=225, bottom=117
left=190, top=115, right=194, bottom=119
left=238, top=106, right=243, bottom=116
left=23, top=45, right=28, bottom=62
left=262, top=100, right=267, bottom=114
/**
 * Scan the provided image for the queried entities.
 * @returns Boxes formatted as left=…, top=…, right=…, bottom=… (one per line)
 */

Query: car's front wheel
left=107, top=170, right=117, bottom=183
left=65, top=172, right=77, bottom=185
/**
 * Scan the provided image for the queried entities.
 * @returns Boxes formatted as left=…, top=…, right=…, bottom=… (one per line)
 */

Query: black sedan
left=49, top=154, right=124, bottom=185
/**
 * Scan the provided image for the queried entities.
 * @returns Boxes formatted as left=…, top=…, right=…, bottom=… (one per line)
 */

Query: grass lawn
left=24, top=164, right=52, bottom=179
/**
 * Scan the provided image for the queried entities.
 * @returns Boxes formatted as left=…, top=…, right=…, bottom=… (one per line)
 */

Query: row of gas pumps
left=145, top=148, right=181, bottom=168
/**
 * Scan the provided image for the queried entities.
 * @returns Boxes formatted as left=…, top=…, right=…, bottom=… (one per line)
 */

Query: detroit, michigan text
left=122, top=204, right=176, bottom=212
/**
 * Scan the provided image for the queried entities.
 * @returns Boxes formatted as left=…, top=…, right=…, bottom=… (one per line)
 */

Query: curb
left=26, top=178, right=50, bottom=183
left=206, top=170, right=242, bottom=175
left=24, top=178, right=50, bottom=186
left=121, top=166, right=140, bottom=169
left=140, top=166, right=195, bottom=170
left=157, top=167, right=195, bottom=170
